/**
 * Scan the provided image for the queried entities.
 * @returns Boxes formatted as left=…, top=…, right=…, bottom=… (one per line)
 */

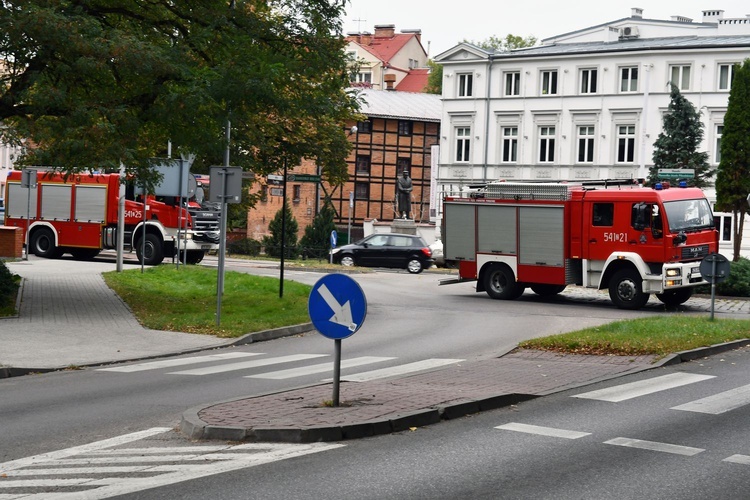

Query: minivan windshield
left=663, top=198, right=714, bottom=233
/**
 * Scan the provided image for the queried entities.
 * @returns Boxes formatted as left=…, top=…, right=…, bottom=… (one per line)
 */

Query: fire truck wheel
left=31, top=227, right=63, bottom=259
left=656, top=288, right=693, bottom=307
left=484, top=265, right=525, bottom=300
left=182, top=250, right=205, bottom=265
left=135, top=233, right=165, bottom=266
left=406, top=258, right=423, bottom=274
left=608, top=269, right=650, bottom=310
left=530, top=284, right=567, bottom=296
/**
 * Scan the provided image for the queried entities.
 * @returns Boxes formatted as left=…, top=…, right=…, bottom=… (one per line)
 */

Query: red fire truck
left=3, top=170, right=220, bottom=265
left=440, top=180, right=719, bottom=309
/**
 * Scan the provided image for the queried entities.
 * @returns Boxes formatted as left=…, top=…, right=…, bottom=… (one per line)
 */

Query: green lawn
left=102, top=265, right=312, bottom=338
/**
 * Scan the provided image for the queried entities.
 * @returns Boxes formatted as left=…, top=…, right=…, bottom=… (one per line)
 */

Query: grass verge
left=102, top=265, right=312, bottom=338
left=519, top=316, right=750, bottom=357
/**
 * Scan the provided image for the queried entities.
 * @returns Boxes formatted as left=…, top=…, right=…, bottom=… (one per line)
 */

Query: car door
left=357, top=234, right=390, bottom=267
left=387, top=235, right=413, bottom=268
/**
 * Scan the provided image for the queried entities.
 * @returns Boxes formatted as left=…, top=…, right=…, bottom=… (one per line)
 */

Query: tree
left=649, top=84, right=712, bottom=188
left=465, top=34, right=538, bottom=52
left=262, top=201, right=298, bottom=259
left=425, top=34, right=536, bottom=95
left=424, top=60, right=443, bottom=95
left=299, top=202, right=336, bottom=259
left=0, top=1, right=358, bottom=189
left=716, top=60, right=750, bottom=261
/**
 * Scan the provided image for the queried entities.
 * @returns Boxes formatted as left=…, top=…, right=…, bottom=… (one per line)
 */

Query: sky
left=342, top=1, right=750, bottom=57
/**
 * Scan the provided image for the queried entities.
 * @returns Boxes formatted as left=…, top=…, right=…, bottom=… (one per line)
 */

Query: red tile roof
left=396, top=69, right=430, bottom=93
left=346, top=33, right=424, bottom=64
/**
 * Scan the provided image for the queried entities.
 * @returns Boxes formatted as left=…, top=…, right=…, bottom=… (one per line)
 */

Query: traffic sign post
left=329, top=230, right=337, bottom=264
left=308, top=274, right=367, bottom=406
left=699, top=252, right=731, bottom=320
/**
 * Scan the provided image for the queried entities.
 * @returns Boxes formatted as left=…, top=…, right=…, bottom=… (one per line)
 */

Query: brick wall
left=0, top=226, right=23, bottom=258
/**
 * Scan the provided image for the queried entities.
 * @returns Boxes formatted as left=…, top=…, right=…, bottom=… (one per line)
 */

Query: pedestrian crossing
left=96, top=351, right=464, bottom=382
left=495, top=369, right=750, bottom=465
left=0, top=428, right=343, bottom=500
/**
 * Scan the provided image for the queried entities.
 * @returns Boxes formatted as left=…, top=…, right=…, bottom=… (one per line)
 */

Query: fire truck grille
left=681, top=244, right=709, bottom=260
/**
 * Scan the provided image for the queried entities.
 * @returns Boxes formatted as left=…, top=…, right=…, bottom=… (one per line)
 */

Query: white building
left=434, top=8, right=750, bottom=258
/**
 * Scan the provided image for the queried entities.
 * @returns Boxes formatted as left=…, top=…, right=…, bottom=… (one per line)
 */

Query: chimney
left=374, top=24, right=396, bottom=38
left=359, top=31, right=372, bottom=45
left=401, top=29, right=422, bottom=43
left=631, top=7, right=643, bottom=18
left=384, top=74, right=397, bottom=91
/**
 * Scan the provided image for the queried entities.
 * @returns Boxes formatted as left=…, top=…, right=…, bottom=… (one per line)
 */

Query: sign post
left=308, top=274, right=367, bottom=406
left=330, top=230, right=337, bottom=264
left=699, top=252, right=731, bottom=320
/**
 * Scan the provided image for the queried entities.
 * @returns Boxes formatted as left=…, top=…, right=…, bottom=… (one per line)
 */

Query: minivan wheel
left=406, top=258, right=423, bottom=274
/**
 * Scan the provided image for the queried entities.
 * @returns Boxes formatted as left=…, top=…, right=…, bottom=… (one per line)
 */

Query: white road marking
left=604, top=437, right=704, bottom=456
left=168, top=354, right=328, bottom=375
left=330, top=358, right=465, bottom=382
left=245, top=356, right=395, bottom=380
left=97, top=352, right=262, bottom=373
left=495, top=423, right=591, bottom=439
left=572, top=373, right=715, bottom=402
left=0, top=429, right=344, bottom=500
left=724, top=454, right=750, bottom=465
left=671, top=383, right=750, bottom=414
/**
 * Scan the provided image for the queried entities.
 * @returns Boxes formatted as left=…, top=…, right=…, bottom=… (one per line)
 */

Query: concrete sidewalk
left=0, top=256, right=311, bottom=375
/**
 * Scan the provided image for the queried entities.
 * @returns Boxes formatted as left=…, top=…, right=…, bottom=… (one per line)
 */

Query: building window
left=292, top=185, right=301, bottom=203
left=718, top=63, right=736, bottom=91
left=357, top=120, right=372, bottom=133
left=457, top=73, right=473, bottom=97
left=540, top=70, right=558, bottom=95
left=356, top=155, right=371, bottom=175
left=354, top=182, right=369, bottom=200
left=538, top=126, right=555, bottom=163
left=504, top=72, right=520, bottom=96
left=620, top=66, right=638, bottom=93
left=714, top=214, right=732, bottom=242
left=580, top=68, right=598, bottom=94
left=669, top=64, right=691, bottom=90
left=501, top=126, right=518, bottom=163
left=398, top=120, right=412, bottom=136
left=577, top=126, right=595, bottom=163
left=455, top=127, right=471, bottom=163
left=715, top=125, right=723, bottom=163
left=351, top=72, right=372, bottom=84
left=397, top=157, right=411, bottom=174
left=260, top=185, right=268, bottom=202
left=616, top=125, right=636, bottom=163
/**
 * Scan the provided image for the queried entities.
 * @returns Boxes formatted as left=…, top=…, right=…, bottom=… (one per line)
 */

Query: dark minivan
left=330, top=233, right=434, bottom=274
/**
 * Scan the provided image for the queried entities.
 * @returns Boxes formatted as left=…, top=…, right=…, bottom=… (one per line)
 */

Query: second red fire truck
left=440, top=180, right=719, bottom=309
left=3, top=170, right=220, bottom=265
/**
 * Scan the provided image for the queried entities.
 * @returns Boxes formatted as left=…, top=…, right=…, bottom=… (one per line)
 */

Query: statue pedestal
left=391, top=218, right=417, bottom=235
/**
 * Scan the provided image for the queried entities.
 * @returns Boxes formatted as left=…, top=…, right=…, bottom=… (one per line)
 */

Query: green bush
left=227, top=238, right=262, bottom=256
left=696, top=257, right=750, bottom=297
left=0, top=260, right=20, bottom=310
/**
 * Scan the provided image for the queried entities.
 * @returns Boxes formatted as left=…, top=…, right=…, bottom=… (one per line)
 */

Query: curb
left=0, top=323, right=316, bottom=379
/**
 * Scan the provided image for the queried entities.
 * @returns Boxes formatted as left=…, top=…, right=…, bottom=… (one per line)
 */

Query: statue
left=396, top=170, right=413, bottom=219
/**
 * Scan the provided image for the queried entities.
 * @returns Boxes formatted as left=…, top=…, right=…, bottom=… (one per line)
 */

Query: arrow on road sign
left=317, top=284, right=356, bottom=331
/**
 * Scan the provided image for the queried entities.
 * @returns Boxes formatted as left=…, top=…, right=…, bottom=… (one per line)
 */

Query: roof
left=542, top=16, right=716, bottom=44
left=497, top=35, right=750, bottom=59
left=346, top=33, right=423, bottom=64
left=395, top=69, right=430, bottom=92
left=353, top=88, right=441, bottom=122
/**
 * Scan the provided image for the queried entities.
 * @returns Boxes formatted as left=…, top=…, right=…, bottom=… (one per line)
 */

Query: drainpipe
left=482, top=54, right=495, bottom=183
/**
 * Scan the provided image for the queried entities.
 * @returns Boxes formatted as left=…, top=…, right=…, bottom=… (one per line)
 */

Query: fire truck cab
left=441, top=181, right=719, bottom=310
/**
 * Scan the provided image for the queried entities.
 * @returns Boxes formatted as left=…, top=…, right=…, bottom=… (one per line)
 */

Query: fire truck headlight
left=666, top=279, right=683, bottom=287
left=666, top=268, right=681, bottom=277
left=184, top=233, right=193, bottom=240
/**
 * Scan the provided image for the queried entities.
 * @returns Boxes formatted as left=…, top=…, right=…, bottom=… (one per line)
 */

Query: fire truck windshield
left=663, top=199, right=714, bottom=233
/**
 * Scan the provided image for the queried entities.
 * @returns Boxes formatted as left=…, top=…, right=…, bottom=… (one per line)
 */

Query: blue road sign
left=308, top=274, right=367, bottom=340
left=330, top=230, right=337, bottom=249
